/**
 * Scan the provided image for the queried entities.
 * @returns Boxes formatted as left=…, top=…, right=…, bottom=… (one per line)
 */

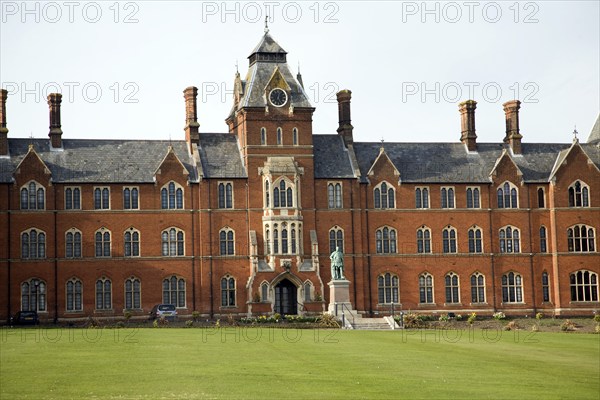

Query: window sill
left=469, top=303, right=489, bottom=306
left=443, top=303, right=462, bottom=306
left=417, top=303, right=436, bottom=307
left=65, top=310, right=84, bottom=314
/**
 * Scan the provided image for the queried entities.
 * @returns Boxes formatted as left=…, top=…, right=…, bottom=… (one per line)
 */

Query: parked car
left=148, top=304, right=177, bottom=321
left=10, top=311, right=39, bottom=326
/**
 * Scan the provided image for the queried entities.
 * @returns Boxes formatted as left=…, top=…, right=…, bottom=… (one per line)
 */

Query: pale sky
left=1, top=1, right=599, bottom=144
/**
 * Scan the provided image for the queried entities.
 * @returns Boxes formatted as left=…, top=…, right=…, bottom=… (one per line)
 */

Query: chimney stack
left=0, top=89, right=8, bottom=155
left=503, top=100, right=522, bottom=154
left=336, top=90, right=353, bottom=146
left=184, top=86, right=200, bottom=152
left=48, top=93, right=63, bottom=149
left=458, top=100, right=477, bottom=151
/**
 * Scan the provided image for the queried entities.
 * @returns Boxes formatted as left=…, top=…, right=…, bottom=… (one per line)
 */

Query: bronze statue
left=330, top=246, right=345, bottom=280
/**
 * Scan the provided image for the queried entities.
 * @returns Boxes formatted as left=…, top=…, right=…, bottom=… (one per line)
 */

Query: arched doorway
left=274, top=279, right=297, bottom=315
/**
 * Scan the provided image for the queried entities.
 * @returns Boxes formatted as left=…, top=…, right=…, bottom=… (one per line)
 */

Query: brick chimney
left=0, top=89, right=8, bottom=155
left=183, top=86, right=200, bottom=152
left=48, top=93, right=63, bottom=149
left=503, top=100, right=522, bottom=154
left=336, top=90, right=354, bottom=146
left=458, top=100, right=477, bottom=151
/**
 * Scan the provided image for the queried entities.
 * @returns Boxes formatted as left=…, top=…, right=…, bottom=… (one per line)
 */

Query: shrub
left=115, top=321, right=125, bottom=329
left=152, top=319, right=158, bottom=328
left=595, top=325, right=600, bottom=334
left=492, top=312, right=506, bottom=321
left=455, top=314, right=463, bottom=321
left=593, top=313, right=600, bottom=323
left=438, top=314, right=450, bottom=322
left=87, top=317, right=102, bottom=328
left=123, top=311, right=132, bottom=321
left=536, top=312, right=544, bottom=320
left=503, top=321, right=519, bottom=331
left=467, top=313, right=477, bottom=325
left=403, top=313, right=426, bottom=329
left=314, top=292, right=322, bottom=301
left=317, top=314, right=340, bottom=328
left=531, top=324, right=539, bottom=332
left=185, top=320, right=194, bottom=328
left=192, top=311, right=200, bottom=322
left=560, top=319, right=576, bottom=332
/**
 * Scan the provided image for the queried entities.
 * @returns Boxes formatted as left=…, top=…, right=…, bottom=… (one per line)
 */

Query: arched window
left=95, top=228, right=111, bottom=257
left=218, top=182, right=233, bottom=209
left=501, top=272, right=523, bottom=303
left=95, top=277, right=112, bottom=310
left=329, top=226, right=344, bottom=254
left=417, top=227, right=431, bottom=253
left=123, top=187, right=139, bottom=209
left=466, top=187, right=480, bottom=208
left=21, top=278, right=46, bottom=312
left=260, top=127, right=267, bottom=145
left=65, top=229, right=82, bottom=258
left=304, top=281, right=312, bottom=302
left=94, top=187, right=110, bottom=209
left=497, top=181, right=518, bottom=208
left=163, top=276, right=186, bottom=307
left=415, top=187, right=429, bottom=209
left=65, top=187, right=81, bottom=210
left=265, top=180, right=270, bottom=208
left=276, top=127, right=282, bottom=145
left=378, top=272, right=399, bottom=304
left=542, top=271, right=550, bottom=302
left=499, top=226, right=520, bottom=253
left=445, top=272, right=460, bottom=304
left=221, top=275, right=236, bottom=307
left=124, top=227, right=140, bottom=257
left=20, top=181, right=45, bottom=210
left=468, top=227, right=483, bottom=253
left=125, top=277, right=141, bottom=309
left=442, top=226, right=457, bottom=253
left=568, top=180, right=589, bottom=207
left=220, top=228, right=235, bottom=255
left=419, top=273, right=433, bottom=304
left=470, top=272, right=485, bottom=303
left=273, top=179, right=294, bottom=208
left=21, top=229, right=46, bottom=259
left=292, top=127, right=298, bottom=146
left=567, top=225, right=595, bottom=253
left=328, top=182, right=342, bottom=208
left=570, top=270, right=598, bottom=302
left=66, top=278, right=82, bottom=312
left=376, top=226, right=397, bottom=254
left=537, top=187, right=545, bottom=208
left=540, top=226, right=547, bottom=253
left=441, top=187, right=455, bottom=209
left=261, top=282, right=269, bottom=302
left=161, top=182, right=183, bottom=209
left=374, top=182, right=395, bottom=209
left=162, top=228, right=184, bottom=256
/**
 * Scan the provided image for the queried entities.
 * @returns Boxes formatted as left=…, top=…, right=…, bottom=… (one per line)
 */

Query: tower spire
left=264, top=15, right=269, bottom=33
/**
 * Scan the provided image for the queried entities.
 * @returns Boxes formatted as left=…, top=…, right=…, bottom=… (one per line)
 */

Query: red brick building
left=1, top=31, right=599, bottom=322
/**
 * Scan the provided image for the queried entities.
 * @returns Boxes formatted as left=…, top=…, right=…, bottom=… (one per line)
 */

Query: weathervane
left=573, top=125, right=578, bottom=141
left=380, top=136, right=385, bottom=150
left=264, top=15, right=269, bottom=33
left=235, top=59, right=239, bottom=74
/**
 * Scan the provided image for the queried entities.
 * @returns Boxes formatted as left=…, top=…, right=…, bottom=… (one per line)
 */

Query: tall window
left=95, top=228, right=111, bottom=257
left=374, top=182, right=395, bottom=209
left=125, top=277, right=141, bottom=309
left=441, top=187, right=455, bottom=209
left=20, top=181, right=45, bottom=210
left=376, top=227, right=397, bottom=254
left=163, top=276, right=186, bottom=307
left=94, top=187, right=110, bottom=210
left=65, top=187, right=81, bottom=210
left=501, top=272, right=523, bottom=303
left=537, top=187, right=545, bottom=208
left=276, top=127, right=282, bottom=145
left=260, top=127, right=266, bottom=145
left=567, top=225, right=595, bottom=252
left=65, top=229, right=82, bottom=258
left=468, top=227, right=483, bottom=253
left=265, top=181, right=270, bottom=208
left=329, top=227, right=344, bottom=254
left=66, top=278, right=82, bottom=312
left=328, top=182, right=342, bottom=209
left=570, top=270, right=598, bottom=302
left=470, top=272, right=485, bottom=303
left=499, top=226, right=520, bottom=253
left=21, top=278, right=46, bottom=312
left=542, top=272, right=550, bottom=302
left=415, top=187, right=429, bottom=209
left=568, top=180, right=589, bottom=207
left=419, top=273, right=434, bottom=304
left=124, top=228, right=140, bottom=257
left=445, top=272, right=460, bottom=304
left=21, top=229, right=46, bottom=259
left=221, top=276, right=236, bottom=307
left=161, top=182, right=183, bottom=209
left=261, top=282, right=269, bottom=302
left=273, top=179, right=293, bottom=208
left=378, top=273, right=399, bottom=304
left=417, top=227, right=431, bottom=254
left=95, top=278, right=112, bottom=310
left=218, top=182, right=233, bottom=208
left=540, top=226, right=547, bottom=253
left=268, top=222, right=299, bottom=255
left=162, top=228, right=184, bottom=256
left=123, top=187, right=139, bottom=209
left=442, top=227, right=457, bottom=253
left=304, top=282, right=312, bottom=302
left=220, top=228, right=235, bottom=255
left=466, top=187, right=480, bottom=208
left=497, top=182, right=518, bottom=208
left=292, top=128, right=298, bottom=145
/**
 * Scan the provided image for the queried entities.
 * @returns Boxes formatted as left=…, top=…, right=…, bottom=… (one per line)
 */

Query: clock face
left=269, top=88, right=287, bottom=107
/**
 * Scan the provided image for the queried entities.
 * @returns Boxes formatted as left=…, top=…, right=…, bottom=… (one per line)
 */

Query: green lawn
left=1, top=326, right=598, bottom=399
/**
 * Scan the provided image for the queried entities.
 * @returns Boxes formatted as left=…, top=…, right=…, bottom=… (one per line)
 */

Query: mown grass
left=1, top=326, right=598, bottom=399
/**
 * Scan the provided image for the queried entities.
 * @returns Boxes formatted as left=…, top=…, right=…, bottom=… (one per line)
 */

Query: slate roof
left=313, top=135, right=355, bottom=178
left=588, top=115, right=600, bottom=144
left=198, top=133, right=247, bottom=178
left=250, top=32, right=287, bottom=56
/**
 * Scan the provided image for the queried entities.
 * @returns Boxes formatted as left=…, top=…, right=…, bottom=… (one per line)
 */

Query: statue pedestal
left=327, top=279, right=357, bottom=315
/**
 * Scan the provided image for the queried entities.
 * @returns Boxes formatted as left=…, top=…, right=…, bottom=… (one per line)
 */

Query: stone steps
left=348, top=317, right=398, bottom=330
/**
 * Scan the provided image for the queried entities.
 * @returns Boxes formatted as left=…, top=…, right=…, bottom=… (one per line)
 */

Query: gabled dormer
left=367, top=146, right=400, bottom=183
left=154, top=146, right=190, bottom=186
left=14, top=144, right=52, bottom=185
left=489, top=149, right=523, bottom=185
